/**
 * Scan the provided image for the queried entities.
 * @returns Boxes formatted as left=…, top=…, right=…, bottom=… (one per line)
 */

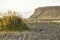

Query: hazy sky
left=0, top=0, right=60, bottom=18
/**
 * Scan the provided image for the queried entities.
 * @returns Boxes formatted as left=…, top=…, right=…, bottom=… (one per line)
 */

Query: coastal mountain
left=30, top=6, right=60, bottom=19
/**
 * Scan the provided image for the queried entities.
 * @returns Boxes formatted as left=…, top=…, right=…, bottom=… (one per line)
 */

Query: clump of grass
left=0, top=11, right=29, bottom=31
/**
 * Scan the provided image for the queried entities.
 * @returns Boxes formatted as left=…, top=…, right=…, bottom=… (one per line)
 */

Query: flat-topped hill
left=30, top=6, right=60, bottom=19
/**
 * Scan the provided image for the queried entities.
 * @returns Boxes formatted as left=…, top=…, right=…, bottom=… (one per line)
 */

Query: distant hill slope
left=30, top=6, right=60, bottom=19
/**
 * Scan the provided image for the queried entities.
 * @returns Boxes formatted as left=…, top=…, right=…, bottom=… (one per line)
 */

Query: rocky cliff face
left=30, top=6, right=60, bottom=19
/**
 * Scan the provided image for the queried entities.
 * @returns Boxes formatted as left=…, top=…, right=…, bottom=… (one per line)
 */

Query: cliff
left=30, top=6, right=60, bottom=19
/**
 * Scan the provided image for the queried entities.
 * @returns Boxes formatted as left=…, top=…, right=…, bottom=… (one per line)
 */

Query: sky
left=0, top=0, right=60, bottom=18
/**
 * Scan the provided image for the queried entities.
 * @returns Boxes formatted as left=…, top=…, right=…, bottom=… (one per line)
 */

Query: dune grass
left=0, top=11, right=29, bottom=31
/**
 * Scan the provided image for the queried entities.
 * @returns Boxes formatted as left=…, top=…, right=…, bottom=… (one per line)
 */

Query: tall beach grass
left=0, top=11, right=29, bottom=31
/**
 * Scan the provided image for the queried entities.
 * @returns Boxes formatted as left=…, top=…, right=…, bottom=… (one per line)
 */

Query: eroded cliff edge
left=30, top=6, right=60, bottom=19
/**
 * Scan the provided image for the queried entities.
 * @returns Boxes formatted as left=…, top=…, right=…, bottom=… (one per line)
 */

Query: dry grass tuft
left=0, top=11, right=29, bottom=31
